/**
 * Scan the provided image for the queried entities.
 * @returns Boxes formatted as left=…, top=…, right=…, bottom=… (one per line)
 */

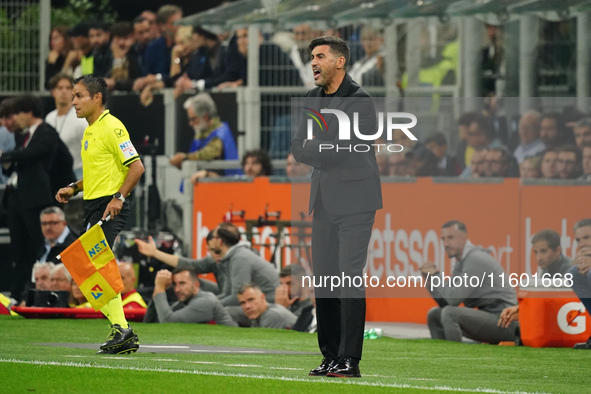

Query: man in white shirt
left=45, top=73, right=87, bottom=179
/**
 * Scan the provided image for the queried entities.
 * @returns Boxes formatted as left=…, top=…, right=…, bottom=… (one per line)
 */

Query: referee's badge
left=84, top=140, right=88, bottom=150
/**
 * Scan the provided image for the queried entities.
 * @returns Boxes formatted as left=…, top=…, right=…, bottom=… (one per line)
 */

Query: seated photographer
left=237, top=283, right=297, bottom=329
left=143, top=268, right=236, bottom=326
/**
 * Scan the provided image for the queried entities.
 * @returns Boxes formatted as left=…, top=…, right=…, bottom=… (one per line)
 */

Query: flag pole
left=57, top=214, right=112, bottom=261
left=97, top=214, right=111, bottom=227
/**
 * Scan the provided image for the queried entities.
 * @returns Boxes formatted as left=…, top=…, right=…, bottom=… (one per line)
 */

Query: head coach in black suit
left=291, top=36, right=383, bottom=378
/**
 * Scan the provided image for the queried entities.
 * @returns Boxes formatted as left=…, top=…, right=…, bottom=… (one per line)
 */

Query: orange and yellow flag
left=57, top=224, right=123, bottom=311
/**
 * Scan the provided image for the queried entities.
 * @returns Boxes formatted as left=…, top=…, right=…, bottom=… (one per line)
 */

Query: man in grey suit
left=292, top=36, right=382, bottom=378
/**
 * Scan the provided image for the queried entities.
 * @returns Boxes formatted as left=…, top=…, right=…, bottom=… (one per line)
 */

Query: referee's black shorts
left=83, top=196, right=130, bottom=248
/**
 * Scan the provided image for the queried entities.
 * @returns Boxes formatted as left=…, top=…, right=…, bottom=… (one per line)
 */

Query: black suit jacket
left=38, top=226, right=79, bottom=264
left=46, top=123, right=76, bottom=196
left=0, top=123, right=58, bottom=210
left=292, top=73, right=382, bottom=216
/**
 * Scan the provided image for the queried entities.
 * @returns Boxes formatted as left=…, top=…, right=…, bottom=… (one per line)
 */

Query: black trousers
left=311, top=195, right=375, bottom=361
left=6, top=192, right=47, bottom=302
left=84, top=196, right=130, bottom=248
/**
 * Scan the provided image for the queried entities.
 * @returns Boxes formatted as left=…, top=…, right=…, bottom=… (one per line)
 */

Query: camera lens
left=47, top=292, right=59, bottom=307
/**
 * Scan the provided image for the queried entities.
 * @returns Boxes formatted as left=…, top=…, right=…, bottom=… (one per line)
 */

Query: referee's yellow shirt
left=81, top=110, right=140, bottom=200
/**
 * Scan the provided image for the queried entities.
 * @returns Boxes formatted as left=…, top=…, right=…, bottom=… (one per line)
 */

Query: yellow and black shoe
left=97, top=324, right=139, bottom=354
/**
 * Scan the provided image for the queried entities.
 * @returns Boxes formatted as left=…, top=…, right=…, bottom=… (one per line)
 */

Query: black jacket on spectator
left=45, top=54, right=66, bottom=90
left=186, top=43, right=227, bottom=83
left=112, top=50, right=143, bottom=91
left=93, top=43, right=113, bottom=78
left=203, top=41, right=303, bottom=88
left=38, top=226, right=79, bottom=264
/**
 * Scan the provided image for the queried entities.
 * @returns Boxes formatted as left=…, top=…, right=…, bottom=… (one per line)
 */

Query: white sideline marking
left=0, top=358, right=544, bottom=394
left=190, top=350, right=264, bottom=354
left=142, top=345, right=190, bottom=349
left=225, top=364, right=262, bottom=368
left=270, top=367, right=303, bottom=371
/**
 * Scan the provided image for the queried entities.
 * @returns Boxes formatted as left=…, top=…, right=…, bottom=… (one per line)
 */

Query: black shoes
left=326, top=357, right=361, bottom=378
left=309, top=357, right=361, bottom=378
left=309, top=357, right=337, bottom=376
left=97, top=324, right=139, bottom=355
left=574, top=335, right=591, bottom=350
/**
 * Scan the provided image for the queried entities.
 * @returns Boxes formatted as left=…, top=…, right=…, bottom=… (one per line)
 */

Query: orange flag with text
left=57, top=223, right=123, bottom=311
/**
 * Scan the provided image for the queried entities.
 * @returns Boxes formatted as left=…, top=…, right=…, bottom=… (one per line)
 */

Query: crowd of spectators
left=377, top=108, right=591, bottom=181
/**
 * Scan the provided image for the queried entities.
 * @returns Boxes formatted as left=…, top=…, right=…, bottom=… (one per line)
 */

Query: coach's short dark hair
left=74, top=75, right=108, bottom=105
left=216, top=222, right=241, bottom=246
left=442, top=220, right=467, bottom=233
left=12, top=95, right=43, bottom=118
left=532, top=229, right=561, bottom=250
left=309, top=36, right=350, bottom=66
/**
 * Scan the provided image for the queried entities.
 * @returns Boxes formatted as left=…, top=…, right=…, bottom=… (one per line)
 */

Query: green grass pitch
left=1, top=316, right=590, bottom=393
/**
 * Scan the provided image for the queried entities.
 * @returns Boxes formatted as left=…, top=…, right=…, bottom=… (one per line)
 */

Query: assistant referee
left=56, top=75, right=145, bottom=355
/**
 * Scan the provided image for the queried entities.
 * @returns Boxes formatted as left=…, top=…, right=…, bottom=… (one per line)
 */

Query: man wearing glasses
left=38, top=206, right=77, bottom=264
